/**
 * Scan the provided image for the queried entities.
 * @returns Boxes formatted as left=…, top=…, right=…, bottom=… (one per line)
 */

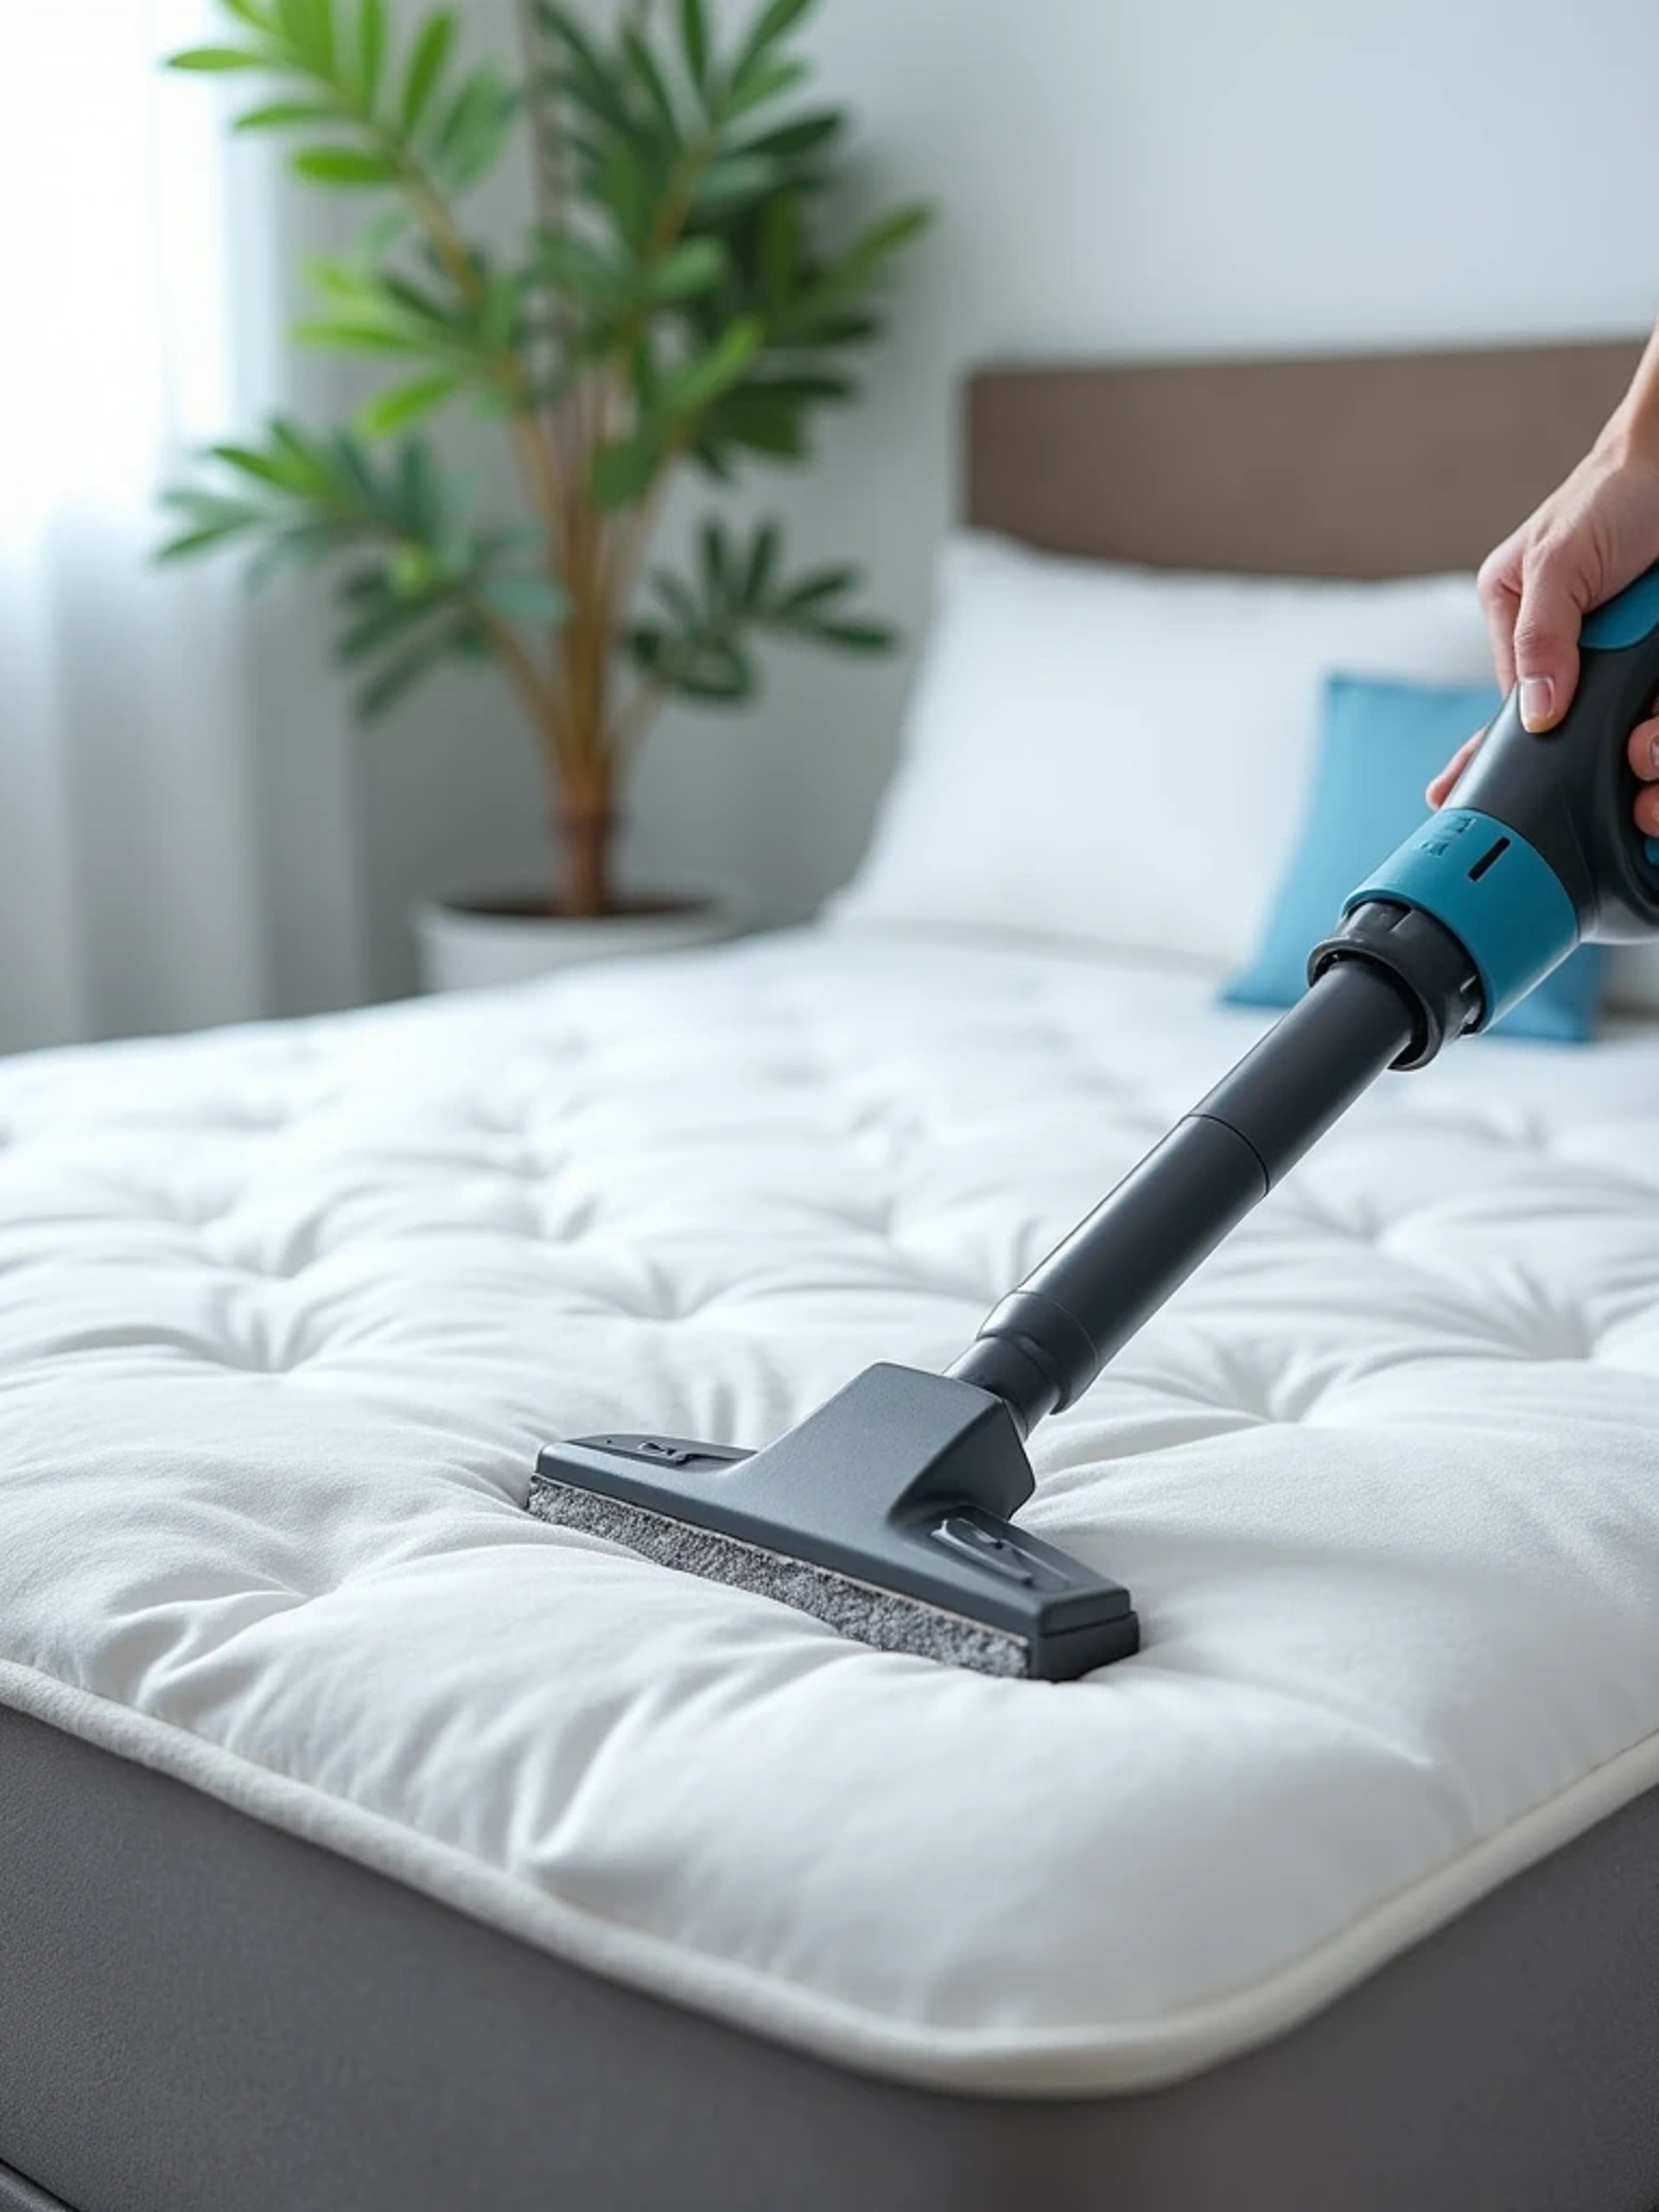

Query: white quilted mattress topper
left=4, top=925, right=1659, bottom=2096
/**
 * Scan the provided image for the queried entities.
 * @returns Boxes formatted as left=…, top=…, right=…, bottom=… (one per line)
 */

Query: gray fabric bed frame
left=7, top=336, right=1657, bottom=2210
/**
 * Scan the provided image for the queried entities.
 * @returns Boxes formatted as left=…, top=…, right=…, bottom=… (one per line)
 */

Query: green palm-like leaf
left=689, top=154, right=779, bottom=215
left=620, top=29, right=680, bottom=141
left=233, top=99, right=341, bottom=130
left=168, top=45, right=264, bottom=69
left=646, top=238, right=726, bottom=303
left=433, top=67, right=514, bottom=188
left=292, top=144, right=402, bottom=185
left=278, top=0, right=335, bottom=71
left=357, top=369, right=464, bottom=436
left=726, top=57, right=808, bottom=122
left=677, top=0, right=709, bottom=87
left=740, top=110, right=841, bottom=162
left=591, top=426, right=664, bottom=511
left=356, top=0, right=385, bottom=99
left=735, top=0, right=814, bottom=69
left=665, top=317, right=763, bottom=415
left=401, top=10, right=454, bottom=131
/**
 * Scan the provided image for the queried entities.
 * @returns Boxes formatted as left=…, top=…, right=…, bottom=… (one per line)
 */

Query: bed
left=5, top=339, right=1659, bottom=2212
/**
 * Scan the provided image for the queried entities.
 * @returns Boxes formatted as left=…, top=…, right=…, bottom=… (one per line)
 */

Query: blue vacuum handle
left=1338, top=562, right=1659, bottom=1028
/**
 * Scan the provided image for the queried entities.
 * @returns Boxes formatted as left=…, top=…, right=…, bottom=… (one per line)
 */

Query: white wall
left=316, top=0, right=1659, bottom=998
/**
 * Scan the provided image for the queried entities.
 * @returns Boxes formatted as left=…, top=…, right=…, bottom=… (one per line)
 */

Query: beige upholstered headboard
left=965, top=340, right=1643, bottom=577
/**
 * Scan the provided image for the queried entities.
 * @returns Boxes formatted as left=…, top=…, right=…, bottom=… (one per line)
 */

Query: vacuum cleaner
left=530, top=566, right=1659, bottom=1681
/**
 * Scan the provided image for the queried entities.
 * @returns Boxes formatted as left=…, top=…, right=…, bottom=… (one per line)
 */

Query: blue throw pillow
left=1224, top=674, right=1605, bottom=1043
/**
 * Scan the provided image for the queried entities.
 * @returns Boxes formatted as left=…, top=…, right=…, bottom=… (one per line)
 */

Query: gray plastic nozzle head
left=530, top=1364, right=1138, bottom=1682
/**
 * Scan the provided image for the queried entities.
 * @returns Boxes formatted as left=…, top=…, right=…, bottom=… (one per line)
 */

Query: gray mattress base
left=2, top=1703, right=1657, bottom=2212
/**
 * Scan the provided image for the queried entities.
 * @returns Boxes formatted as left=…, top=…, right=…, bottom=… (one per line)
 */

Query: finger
left=1427, top=732, right=1483, bottom=807
left=1626, top=716, right=1659, bottom=781
left=1635, top=784, right=1659, bottom=836
left=1477, top=561, right=1522, bottom=696
left=1511, top=551, right=1584, bottom=731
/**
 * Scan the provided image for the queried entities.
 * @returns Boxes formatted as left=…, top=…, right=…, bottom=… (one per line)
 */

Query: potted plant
left=162, top=0, right=927, bottom=989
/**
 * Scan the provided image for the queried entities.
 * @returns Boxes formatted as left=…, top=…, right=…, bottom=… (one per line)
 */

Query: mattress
left=6, top=1701, right=1659, bottom=2212
left=3, top=925, right=1659, bottom=2191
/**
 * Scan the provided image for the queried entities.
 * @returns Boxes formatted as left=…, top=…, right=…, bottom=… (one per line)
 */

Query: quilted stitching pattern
left=3, top=926, right=1659, bottom=2090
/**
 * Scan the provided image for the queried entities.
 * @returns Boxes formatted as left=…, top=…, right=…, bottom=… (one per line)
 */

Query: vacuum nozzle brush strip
left=531, top=562, right=1659, bottom=1680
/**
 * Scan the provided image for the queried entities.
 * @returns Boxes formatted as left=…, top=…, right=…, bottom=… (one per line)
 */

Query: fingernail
left=1520, top=677, right=1555, bottom=731
left=1649, top=734, right=1659, bottom=775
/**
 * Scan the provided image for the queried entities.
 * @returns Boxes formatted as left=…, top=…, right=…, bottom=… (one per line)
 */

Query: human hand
left=1427, top=410, right=1659, bottom=824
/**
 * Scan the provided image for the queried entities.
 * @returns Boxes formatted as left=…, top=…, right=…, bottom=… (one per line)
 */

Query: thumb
left=1511, top=558, right=1584, bottom=732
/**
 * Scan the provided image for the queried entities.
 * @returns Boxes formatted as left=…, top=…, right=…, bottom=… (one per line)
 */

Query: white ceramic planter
left=411, top=892, right=741, bottom=995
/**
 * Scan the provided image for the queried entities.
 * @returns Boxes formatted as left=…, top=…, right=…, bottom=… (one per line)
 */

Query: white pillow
left=835, top=531, right=1493, bottom=970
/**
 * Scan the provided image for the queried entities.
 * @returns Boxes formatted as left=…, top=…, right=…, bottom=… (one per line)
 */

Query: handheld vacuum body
left=531, top=568, right=1659, bottom=1680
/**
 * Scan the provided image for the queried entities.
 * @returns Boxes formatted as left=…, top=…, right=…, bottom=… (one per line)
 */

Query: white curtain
left=0, top=2, right=278, bottom=1050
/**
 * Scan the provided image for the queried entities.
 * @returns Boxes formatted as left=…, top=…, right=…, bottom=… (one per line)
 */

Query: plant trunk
left=554, top=543, right=620, bottom=917
left=558, top=793, right=616, bottom=918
